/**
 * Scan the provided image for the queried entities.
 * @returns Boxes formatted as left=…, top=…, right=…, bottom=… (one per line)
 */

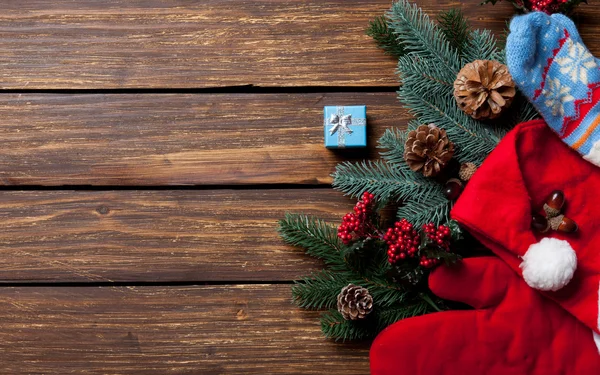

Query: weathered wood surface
left=0, top=189, right=353, bottom=282
left=0, top=0, right=399, bottom=89
left=0, top=284, right=370, bottom=374
left=0, top=0, right=525, bottom=89
left=0, top=92, right=406, bottom=186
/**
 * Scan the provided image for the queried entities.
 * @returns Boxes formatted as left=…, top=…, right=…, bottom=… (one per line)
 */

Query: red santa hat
left=452, top=119, right=600, bottom=336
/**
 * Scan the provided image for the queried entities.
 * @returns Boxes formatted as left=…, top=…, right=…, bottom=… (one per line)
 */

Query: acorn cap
left=543, top=190, right=565, bottom=218
left=548, top=214, right=578, bottom=233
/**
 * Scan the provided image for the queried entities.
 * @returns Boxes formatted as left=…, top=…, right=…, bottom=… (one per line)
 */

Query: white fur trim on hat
left=520, top=238, right=577, bottom=291
left=584, top=139, right=600, bottom=167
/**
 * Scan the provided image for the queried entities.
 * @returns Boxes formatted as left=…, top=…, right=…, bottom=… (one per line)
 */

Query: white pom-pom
left=520, top=238, right=577, bottom=291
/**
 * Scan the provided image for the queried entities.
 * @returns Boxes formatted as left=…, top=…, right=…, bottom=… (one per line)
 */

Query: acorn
left=531, top=212, right=550, bottom=233
left=543, top=190, right=565, bottom=218
left=549, top=214, right=578, bottom=233
left=444, top=178, right=463, bottom=201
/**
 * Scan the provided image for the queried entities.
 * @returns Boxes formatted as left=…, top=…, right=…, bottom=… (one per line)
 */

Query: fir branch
left=388, top=0, right=461, bottom=75
left=321, top=310, right=374, bottom=341
left=396, top=188, right=452, bottom=227
left=377, top=127, right=408, bottom=167
left=463, top=29, right=503, bottom=63
left=436, top=9, right=470, bottom=56
left=375, top=297, right=436, bottom=328
left=344, top=238, right=390, bottom=276
left=397, top=55, right=455, bottom=97
left=364, top=279, right=410, bottom=308
left=292, top=271, right=349, bottom=310
left=366, top=15, right=406, bottom=58
left=332, top=160, right=441, bottom=202
left=397, top=86, right=504, bottom=164
left=320, top=295, right=440, bottom=341
left=278, top=213, right=346, bottom=270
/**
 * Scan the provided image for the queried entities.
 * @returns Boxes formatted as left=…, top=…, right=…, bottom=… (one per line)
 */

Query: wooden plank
left=0, top=284, right=370, bottom=374
left=1, top=1, right=598, bottom=89
left=0, top=93, right=405, bottom=186
left=0, top=0, right=539, bottom=89
left=0, top=0, right=401, bottom=89
left=0, top=189, right=354, bottom=283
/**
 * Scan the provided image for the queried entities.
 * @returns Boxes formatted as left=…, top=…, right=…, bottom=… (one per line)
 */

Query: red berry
left=385, top=218, right=422, bottom=265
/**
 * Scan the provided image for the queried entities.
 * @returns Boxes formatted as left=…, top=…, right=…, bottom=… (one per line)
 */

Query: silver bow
left=329, top=114, right=353, bottom=135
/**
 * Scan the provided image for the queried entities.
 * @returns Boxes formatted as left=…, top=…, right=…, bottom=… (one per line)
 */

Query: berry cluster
left=420, top=223, right=452, bottom=268
left=484, top=0, right=576, bottom=15
left=419, top=255, right=440, bottom=269
left=423, top=223, right=452, bottom=250
left=384, top=219, right=420, bottom=264
left=530, top=0, right=568, bottom=13
left=337, top=192, right=376, bottom=245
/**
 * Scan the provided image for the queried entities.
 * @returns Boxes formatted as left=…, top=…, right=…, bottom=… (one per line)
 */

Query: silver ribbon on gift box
left=326, top=106, right=366, bottom=148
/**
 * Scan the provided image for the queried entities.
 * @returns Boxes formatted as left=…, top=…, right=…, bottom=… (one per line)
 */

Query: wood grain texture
left=0, top=92, right=406, bottom=186
left=0, top=284, right=370, bottom=374
left=1, top=0, right=599, bottom=89
left=0, top=0, right=400, bottom=89
left=0, top=0, right=547, bottom=89
left=0, top=189, right=354, bottom=283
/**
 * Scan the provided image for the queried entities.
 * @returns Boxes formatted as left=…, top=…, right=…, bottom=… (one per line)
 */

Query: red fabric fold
left=452, top=119, right=600, bottom=334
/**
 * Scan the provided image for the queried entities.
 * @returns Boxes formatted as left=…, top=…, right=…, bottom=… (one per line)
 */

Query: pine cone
left=337, top=284, right=373, bottom=320
left=454, top=60, right=516, bottom=120
left=459, top=162, right=478, bottom=182
left=404, top=124, right=455, bottom=177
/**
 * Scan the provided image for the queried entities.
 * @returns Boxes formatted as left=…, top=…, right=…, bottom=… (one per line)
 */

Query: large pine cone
left=404, top=124, right=455, bottom=177
left=337, top=284, right=373, bottom=320
left=454, top=60, right=516, bottom=120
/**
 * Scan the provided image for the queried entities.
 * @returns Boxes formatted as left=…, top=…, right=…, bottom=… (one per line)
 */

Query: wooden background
left=0, top=1, right=598, bottom=373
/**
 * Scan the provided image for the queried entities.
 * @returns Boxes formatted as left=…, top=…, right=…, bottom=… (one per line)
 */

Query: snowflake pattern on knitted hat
left=506, top=12, right=600, bottom=167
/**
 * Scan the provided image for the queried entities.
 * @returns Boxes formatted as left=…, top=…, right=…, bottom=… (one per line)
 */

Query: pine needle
left=436, top=9, right=470, bottom=56
left=366, top=15, right=406, bottom=58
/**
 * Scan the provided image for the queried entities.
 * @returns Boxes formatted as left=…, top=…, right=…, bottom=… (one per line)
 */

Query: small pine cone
left=337, top=284, right=373, bottom=320
left=404, top=124, right=455, bottom=177
left=454, top=60, right=516, bottom=120
left=459, top=162, right=478, bottom=182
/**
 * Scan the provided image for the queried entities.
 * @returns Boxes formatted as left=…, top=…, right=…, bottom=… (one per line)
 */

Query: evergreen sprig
left=292, top=270, right=349, bottom=310
left=279, top=214, right=441, bottom=341
left=388, top=0, right=461, bottom=74
left=278, top=213, right=347, bottom=271
left=436, top=9, right=470, bottom=55
left=332, top=160, right=442, bottom=206
left=366, top=16, right=406, bottom=58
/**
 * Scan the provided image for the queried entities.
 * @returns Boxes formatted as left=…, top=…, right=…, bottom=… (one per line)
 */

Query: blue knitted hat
left=506, top=12, right=600, bottom=167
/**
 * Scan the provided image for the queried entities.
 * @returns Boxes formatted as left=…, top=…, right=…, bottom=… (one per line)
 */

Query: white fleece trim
left=583, top=139, right=600, bottom=167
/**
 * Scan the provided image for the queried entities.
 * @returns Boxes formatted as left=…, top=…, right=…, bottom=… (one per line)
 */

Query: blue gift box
left=324, top=105, right=367, bottom=149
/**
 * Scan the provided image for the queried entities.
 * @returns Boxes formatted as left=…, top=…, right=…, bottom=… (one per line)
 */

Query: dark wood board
left=0, top=284, right=370, bottom=374
left=0, top=0, right=530, bottom=89
left=0, top=0, right=401, bottom=89
left=0, top=93, right=407, bottom=186
left=0, top=189, right=354, bottom=283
